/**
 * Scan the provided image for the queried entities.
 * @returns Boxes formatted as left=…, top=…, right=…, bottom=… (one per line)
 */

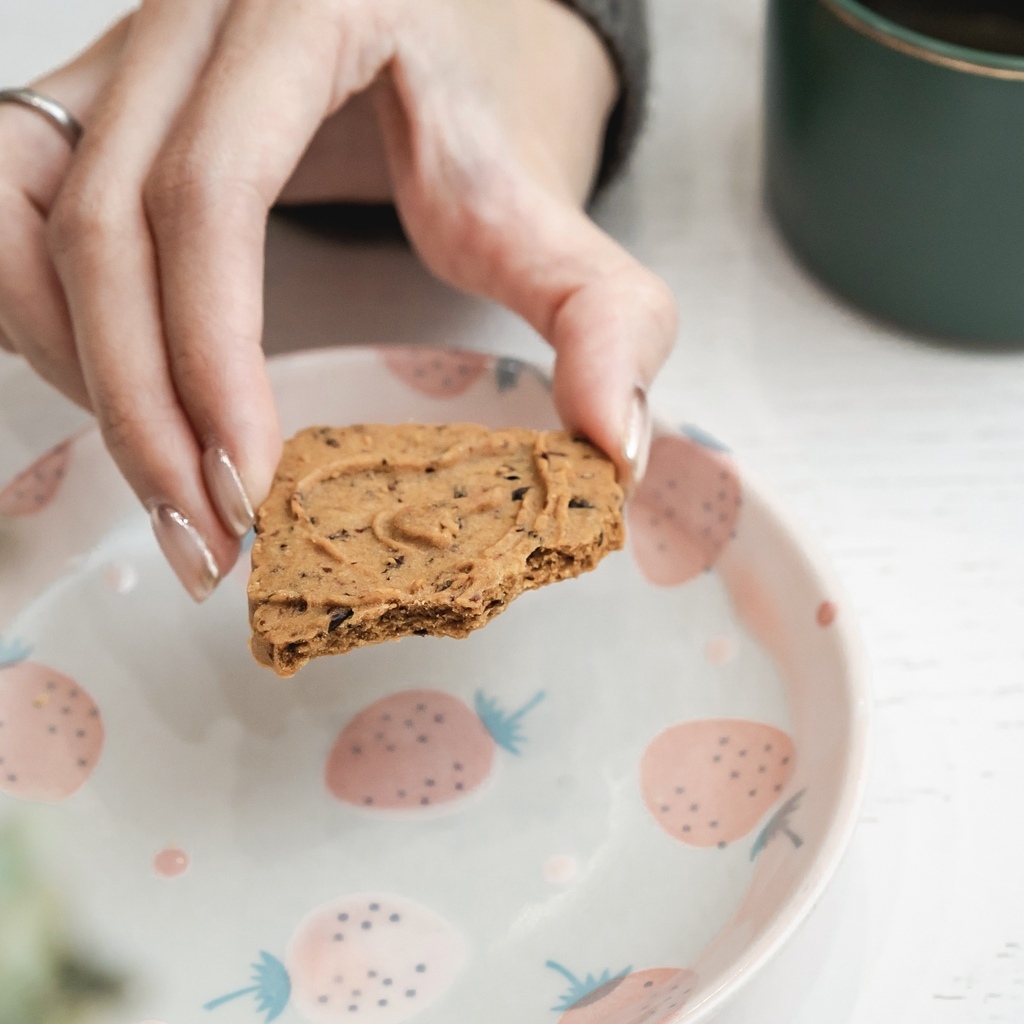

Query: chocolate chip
left=504, top=474, right=521, bottom=481
left=328, top=607, right=354, bottom=632
left=568, top=497, right=595, bottom=509
left=325, top=437, right=339, bottom=447
left=424, top=466, right=436, bottom=474
left=511, top=486, right=530, bottom=501
left=453, top=486, right=468, bottom=498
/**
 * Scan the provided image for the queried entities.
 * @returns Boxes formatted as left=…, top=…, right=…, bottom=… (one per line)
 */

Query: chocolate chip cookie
left=248, top=423, right=625, bottom=676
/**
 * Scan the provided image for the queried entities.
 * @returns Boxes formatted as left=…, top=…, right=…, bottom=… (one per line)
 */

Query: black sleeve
left=554, top=0, right=650, bottom=187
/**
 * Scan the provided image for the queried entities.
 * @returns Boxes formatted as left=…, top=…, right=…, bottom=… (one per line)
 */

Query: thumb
left=378, top=94, right=677, bottom=487
left=464, top=194, right=677, bottom=489
left=542, top=227, right=677, bottom=488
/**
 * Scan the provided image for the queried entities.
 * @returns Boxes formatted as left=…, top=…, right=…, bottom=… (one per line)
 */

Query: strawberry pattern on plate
left=0, top=348, right=867, bottom=1024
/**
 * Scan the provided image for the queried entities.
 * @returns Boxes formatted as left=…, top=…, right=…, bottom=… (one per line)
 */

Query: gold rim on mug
left=820, top=0, right=1024, bottom=81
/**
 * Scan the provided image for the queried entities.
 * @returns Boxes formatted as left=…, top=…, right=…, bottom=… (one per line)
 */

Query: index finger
left=143, top=0, right=397, bottom=514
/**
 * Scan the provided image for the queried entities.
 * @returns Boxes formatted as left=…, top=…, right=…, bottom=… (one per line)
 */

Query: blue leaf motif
left=0, top=637, right=32, bottom=670
left=750, top=789, right=806, bottom=861
left=203, top=951, right=291, bottom=1022
left=475, top=690, right=545, bottom=755
left=546, top=960, right=632, bottom=1012
left=679, top=423, right=731, bottom=453
left=496, top=358, right=525, bottom=392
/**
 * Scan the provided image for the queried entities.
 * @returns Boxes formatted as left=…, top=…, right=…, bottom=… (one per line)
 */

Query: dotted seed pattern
left=640, top=720, right=795, bottom=849
left=628, top=431, right=742, bottom=587
left=381, top=349, right=488, bottom=399
left=325, top=689, right=544, bottom=811
left=0, top=439, right=72, bottom=518
left=0, top=655, right=104, bottom=803
left=204, top=894, right=466, bottom=1024
left=547, top=962, right=698, bottom=1024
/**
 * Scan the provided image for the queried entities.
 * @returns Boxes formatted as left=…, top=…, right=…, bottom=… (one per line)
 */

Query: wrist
left=546, top=0, right=650, bottom=190
left=504, top=0, right=619, bottom=203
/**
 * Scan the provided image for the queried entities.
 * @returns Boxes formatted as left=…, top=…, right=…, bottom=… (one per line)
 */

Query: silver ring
left=0, top=87, right=82, bottom=147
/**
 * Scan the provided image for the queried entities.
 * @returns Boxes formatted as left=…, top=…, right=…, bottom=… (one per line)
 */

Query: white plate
left=0, top=346, right=869, bottom=1024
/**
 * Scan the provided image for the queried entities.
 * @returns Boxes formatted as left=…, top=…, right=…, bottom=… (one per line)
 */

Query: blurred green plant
left=0, top=818, right=123, bottom=1024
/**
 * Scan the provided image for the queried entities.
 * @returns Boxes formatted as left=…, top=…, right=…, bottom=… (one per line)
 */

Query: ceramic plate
left=0, top=346, right=869, bottom=1024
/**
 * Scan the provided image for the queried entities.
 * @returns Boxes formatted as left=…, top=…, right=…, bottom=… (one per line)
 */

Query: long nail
left=622, top=385, right=652, bottom=490
left=150, top=503, right=220, bottom=602
left=201, top=446, right=254, bottom=538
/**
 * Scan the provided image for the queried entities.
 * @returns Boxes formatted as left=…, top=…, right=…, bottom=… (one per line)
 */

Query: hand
left=0, top=0, right=677, bottom=601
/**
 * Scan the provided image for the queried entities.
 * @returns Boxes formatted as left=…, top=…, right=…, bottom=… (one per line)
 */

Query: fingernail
left=201, top=446, right=255, bottom=538
left=622, top=385, right=651, bottom=490
left=150, top=503, right=220, bottom=602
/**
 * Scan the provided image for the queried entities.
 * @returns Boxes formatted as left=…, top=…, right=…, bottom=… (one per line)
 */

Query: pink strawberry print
left=382, top=348, right=487, bottom=399
left=640, top=719, right=795, bottom=848
left=204, top=893, right=465, bottom=1024
left=547, top=961, right=697, bottom=1024
left=325, top=688, right=544, bottom=810
left=0, top=642, right=104, bottom=802
left=628, top=429, right=741, bottom=587
left=0, top=439, right=72, bottom=518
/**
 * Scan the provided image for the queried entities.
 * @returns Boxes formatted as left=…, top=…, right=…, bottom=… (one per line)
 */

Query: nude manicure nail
left=202, top=446, right=254, bottom=538
left=150, top=503, right=220, bottom=602
left=622, top=385, right=652, bottom=489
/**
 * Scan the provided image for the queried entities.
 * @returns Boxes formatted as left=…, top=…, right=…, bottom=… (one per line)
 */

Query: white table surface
left=3, top=1, right=1024, bottom=1022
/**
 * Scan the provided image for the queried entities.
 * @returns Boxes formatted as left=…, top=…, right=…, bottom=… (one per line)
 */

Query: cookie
left=248, top=423, right=625, bottom=676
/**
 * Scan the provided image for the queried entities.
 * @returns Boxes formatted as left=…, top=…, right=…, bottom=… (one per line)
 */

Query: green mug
left=764, top=0, right=1024, bottom=344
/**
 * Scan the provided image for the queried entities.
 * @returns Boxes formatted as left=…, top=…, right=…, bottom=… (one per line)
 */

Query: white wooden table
left=3, top=1, right=1024, bottom=1021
